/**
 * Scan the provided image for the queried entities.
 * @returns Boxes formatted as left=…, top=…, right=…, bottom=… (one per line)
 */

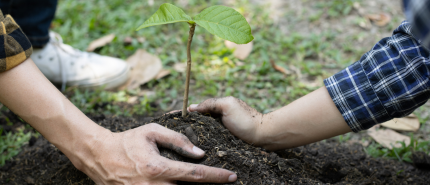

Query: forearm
left=258, top=86, right=351, bottom=150
left=0, top=59, right=108, bottom=167
left=0, top=59, right=238, bottom=184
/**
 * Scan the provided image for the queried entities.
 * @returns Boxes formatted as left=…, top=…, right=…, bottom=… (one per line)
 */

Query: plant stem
left=182, top=23, right=196, bottom=117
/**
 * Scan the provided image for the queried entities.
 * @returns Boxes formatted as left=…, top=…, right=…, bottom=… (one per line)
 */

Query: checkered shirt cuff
left=0, top=11, right=33, bottom=72
left=324, top=62, right=389, bottom=132
left=324, top=21, right=430, bottom=132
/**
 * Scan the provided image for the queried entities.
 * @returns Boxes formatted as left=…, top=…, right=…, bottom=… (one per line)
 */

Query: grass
left=315, top=0, right=360, bottom=18
left=336, top=133, right=352, bottom=143
left=53, top=0, right=361, bottom=115
left=365, top=135, right=430, bottom=163
left=0, top=128, right=32, bottom=166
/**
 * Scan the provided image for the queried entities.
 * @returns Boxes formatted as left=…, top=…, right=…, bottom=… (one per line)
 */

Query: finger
left=168, top=110, right=180, bottom=113
left=163, top=110, right=180, bottom=116
left=161, top=158, right=237, bottom=183
left=145, top=123, right=205, bottom=159
left=188, top=97, right=234, bottom=114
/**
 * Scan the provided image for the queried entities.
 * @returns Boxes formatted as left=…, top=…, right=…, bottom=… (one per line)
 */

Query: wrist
left=254, top=112, right=294, bottom=150
left=57, top=120, right=111, bottom=171
left=253, top=113, right=270, bottom=147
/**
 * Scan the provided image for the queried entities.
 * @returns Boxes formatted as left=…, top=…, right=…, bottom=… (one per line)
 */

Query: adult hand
left=0, top=59, right=236, bottom=184
left=187, top=97, right=263, bottom=146
left=75, top=123, right=237, bottom=184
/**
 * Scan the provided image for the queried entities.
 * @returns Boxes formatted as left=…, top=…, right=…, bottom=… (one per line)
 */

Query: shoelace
left=49, top=32, right=90, bottom=91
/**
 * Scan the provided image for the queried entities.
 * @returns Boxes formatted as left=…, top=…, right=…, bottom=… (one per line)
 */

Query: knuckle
left=145, top=123, right=162, bottom=134
left=217, top=171, right=225, bottom=182
left=173, top=133, right=193, bottom=149
left=200, top=99, right=213, bottom=107
left=144, top=125, right=161, bottom=142
left=191, top=166, right=206, bottom=181
left=224, top=96, right=236, bottom=105
left=178, top=133, right=189, bottom=141
left=225, top=96, right=235, bottom=101
left=145, top=162, right=166, bottom=177
left=146, top=123, right=159, bottom=129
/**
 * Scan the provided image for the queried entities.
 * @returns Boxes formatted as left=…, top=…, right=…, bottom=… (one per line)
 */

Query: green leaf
left=136, top=3, right=192, bottom=31
left=194, top=6, right=253, bottom=44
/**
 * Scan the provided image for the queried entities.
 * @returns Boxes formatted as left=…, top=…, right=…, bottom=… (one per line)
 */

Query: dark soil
left=1, top=112, right=430, bottom=185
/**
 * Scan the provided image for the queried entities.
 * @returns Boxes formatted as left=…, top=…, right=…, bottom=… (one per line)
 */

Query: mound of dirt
left=1, top=112, right=429, bottom=184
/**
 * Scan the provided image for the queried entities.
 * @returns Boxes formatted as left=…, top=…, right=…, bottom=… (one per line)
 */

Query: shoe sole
left=64, top=65, right=130, bottom=90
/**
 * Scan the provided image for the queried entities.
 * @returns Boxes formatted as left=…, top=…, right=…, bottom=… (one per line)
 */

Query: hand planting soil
left=1, top=112, right=429, bottom=184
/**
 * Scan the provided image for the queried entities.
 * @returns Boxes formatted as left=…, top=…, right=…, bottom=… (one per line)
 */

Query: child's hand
left=189, top=87, right=352, bottom=151
left=188, top=97, right=264, bottom=146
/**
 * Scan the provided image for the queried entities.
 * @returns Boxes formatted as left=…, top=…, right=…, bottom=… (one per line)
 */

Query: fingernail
left=189, top=104, right=198, bottom=111
left=192, top=146, right=205, bottom=156
left=228, top=174, right=237, bottom=182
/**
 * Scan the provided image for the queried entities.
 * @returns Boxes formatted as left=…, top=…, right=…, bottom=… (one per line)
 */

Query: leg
left=0, top=0, right=58, bottom=47
left=0, top=0, right=130, bottom=90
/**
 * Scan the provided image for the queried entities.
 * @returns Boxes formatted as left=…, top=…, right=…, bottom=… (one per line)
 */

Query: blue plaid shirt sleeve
left=324, top=21, right=430, bottom=132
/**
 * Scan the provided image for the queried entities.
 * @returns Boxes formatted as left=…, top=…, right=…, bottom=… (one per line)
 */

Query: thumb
left=144, top=123, right=205, bottom=159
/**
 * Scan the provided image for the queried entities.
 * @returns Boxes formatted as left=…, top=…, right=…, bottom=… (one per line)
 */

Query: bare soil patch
left=1, top=112, right=429, bottom=184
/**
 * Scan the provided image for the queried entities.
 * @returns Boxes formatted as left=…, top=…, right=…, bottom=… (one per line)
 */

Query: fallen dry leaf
left=381, top=114, right=420, bottom=132
left=127, top=96, right=138, bottom=104
left=367, top=127, right=411, bottom=149
left=347, top=140, right=370, bottom=147
left=406, top=114, right=417, bottom=118
left=174, top=62, right=187, bottom=73
left=357, top=17, right=371, bottom=29
left=155, top=69, right=171, bottom=80
left=225, top=40, right=253, bottom=60
left=86, top=34, right=116, bottom=52
left=120, top=49, right=162, bottom=90
left=365, top=13, right=391, bottom=27
left=270, top=60, right=291, bottom=76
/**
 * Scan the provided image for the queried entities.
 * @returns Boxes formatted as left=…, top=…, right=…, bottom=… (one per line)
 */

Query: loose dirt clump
left=1, top=112, right=429, bottom=184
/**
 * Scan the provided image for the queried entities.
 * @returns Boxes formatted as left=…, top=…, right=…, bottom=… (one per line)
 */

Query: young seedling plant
left=136, top=3, right=253, bottom=117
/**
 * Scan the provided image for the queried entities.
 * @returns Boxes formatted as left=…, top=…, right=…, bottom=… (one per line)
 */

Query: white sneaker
left=31, top=32, right=130, bottom=90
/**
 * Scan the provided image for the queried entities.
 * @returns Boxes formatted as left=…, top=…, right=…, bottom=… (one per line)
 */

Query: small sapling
left=137, top=3, right=253, bottom=117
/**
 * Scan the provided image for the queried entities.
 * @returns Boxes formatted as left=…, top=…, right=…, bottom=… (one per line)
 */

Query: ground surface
left=1, top=112, right=429, bottom=184
left=1, top=0, right=430, bottom=184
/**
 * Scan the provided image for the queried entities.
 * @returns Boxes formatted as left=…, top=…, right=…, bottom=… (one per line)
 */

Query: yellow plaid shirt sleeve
left=0, top=10, right=32, bottom=72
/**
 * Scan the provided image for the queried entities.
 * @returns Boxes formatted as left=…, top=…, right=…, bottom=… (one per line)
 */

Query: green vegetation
left=137, top=3, right=253, bottom=117
left=0, top=128, right=31, bottom=166
left=336, top=133, right=352, bottom=143
left=366, top=136, right=430, bottom=163
left=136, top=4, right=253, bottom=44
left=52, top=0, right=360, bottom=115
left=315, top=0, right=360, bottom=18
left=68, top=88, right=130, bottom=116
